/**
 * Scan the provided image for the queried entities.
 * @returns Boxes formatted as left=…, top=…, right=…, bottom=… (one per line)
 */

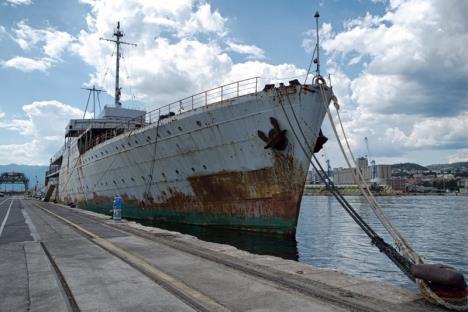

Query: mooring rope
left=314, top=80, right=467, bottom=311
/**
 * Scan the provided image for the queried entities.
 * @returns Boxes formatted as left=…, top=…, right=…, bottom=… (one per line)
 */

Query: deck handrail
left=125, top=77, right=260, bottom=130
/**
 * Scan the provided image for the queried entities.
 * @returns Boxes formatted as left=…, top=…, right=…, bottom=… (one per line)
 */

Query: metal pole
left=115, top=22, right=122, bottom=107
left=314, top=11, right=320, bottom=76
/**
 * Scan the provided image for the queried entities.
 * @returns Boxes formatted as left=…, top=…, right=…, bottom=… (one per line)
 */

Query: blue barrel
left=113, top=195, right=122, bottom=221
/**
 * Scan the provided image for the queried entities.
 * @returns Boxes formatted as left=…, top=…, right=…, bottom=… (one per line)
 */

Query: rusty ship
left=44, top=22, right=335, bottom=236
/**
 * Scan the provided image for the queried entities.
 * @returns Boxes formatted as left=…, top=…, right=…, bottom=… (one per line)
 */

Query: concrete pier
left=0, top=196, right=445, bottom=311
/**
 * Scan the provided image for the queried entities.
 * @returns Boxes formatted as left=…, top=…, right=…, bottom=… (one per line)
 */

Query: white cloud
left=5, top=0, right=32, bottom=6
left=2, top=21, right=75, bottom=73
left=12, top=21, right=75, bottom=59
left=303, top=0, right=468, bottom=166
left=384, top=114, right=468, bottom=149
left=226, top=41, right=265, bottom=60
left=0, top=140, right=43, bottom=165
left=447, top=149, right=468, bottom=164
left=76, top=0, right=304, bottom=106
left=0, top=101, right=85, bottom=165
left=2, top=56, right=52, bottom=72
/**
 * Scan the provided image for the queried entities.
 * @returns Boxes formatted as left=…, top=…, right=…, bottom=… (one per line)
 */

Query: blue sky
left=0, top=0, right=467, bottom=167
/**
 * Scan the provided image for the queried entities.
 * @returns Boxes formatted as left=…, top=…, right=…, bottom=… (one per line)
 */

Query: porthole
left=115, top=146, right=119, bottom=150
left=121, top=179, right=125, bottom=183
left=157, top=133, right=160, bottom=138
left=121, top=144, right=125, bottom=148
left=178, top=126, right=183, bottom=131
left=128, top=142, right=132, bottom=147
left=135, top=140, right=138, bottom=144
left=196, top=121, right=202, bottom=126
left=148, top=174, right=152, bottom=179
left=161, top=172, right=166, bottom=177
left=175, top=170, right=179, bottom=174
left=146, top=136, right=151, bottom=141
left=130, top=177, right=135, bottom=182
left=113, top=180, right=117, bottom=184
left=203, top=165, right=207, bottom=169
left=167, top=130, right=171, bottom=135
left=191, top=167, right=195, bottom=172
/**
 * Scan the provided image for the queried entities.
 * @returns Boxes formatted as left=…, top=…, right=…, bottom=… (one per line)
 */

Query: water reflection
left=140, top=219, right=299, bottom=261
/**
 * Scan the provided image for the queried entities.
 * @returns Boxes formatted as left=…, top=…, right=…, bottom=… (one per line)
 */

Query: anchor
left=257, top=117, right=288, bottom=150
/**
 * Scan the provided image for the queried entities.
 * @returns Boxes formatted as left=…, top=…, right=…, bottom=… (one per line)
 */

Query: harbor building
left=332, top=157, right=392, bottom=186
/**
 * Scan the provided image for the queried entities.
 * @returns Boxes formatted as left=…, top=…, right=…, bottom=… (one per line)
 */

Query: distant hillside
left=427, top=162, right=468, bottom=171
left=0, top=164, right=48, bottom=189
left=391, top=163, right=428, bottom=171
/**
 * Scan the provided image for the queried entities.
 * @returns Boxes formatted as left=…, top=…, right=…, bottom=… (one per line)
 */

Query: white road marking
left=0, top=198, right=10, bottom=206
left=0, top=199, right=14, bottom=238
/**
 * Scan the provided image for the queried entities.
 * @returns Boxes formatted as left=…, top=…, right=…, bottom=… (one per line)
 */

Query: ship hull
left=55, top=84, right=333, bottom=236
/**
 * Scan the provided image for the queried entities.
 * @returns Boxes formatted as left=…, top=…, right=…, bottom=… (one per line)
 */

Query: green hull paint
left=78, top=202, right=297, bottom=236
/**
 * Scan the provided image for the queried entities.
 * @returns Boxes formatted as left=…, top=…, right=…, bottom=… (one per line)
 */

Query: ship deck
left=0, top=196, right=445, bottom=312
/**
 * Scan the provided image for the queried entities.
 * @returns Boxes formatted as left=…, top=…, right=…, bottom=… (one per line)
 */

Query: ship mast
left=100, top=22, right=137, bottom=108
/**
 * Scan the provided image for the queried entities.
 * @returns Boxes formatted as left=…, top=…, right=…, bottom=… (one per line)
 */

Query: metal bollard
left=113, top=194, right=122, bottom=221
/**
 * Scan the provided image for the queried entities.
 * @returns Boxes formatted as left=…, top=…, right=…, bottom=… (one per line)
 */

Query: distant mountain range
left=0, top=164, right=48, bottom=189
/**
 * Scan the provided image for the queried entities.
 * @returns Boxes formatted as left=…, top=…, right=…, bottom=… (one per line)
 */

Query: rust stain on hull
left=88, top=152, right=306, bottom=233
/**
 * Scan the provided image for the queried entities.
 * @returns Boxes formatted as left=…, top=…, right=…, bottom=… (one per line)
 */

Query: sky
left=0, top=0, right=467, bottom=168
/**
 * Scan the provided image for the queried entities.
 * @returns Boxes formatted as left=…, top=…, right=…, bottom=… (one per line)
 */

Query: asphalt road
left=0, top=196, right=33, bottom=244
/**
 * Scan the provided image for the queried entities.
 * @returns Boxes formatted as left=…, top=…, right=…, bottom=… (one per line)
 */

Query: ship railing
left=45, top=164, right=60, bottom=177
left=50, top=145, right=65, bottom=164
left=125, top=77, right=260, bottom=129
